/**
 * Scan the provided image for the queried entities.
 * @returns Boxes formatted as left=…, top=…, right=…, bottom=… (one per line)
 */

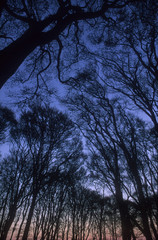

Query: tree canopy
left=0, top=0, right=138, bottom=90
left=1, top=1, right=158, bottom=240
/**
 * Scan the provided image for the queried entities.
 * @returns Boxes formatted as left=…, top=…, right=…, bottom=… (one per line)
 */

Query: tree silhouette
left=65, top=69, right=158, bottom=239
left=0, top=149, right=32, bottom=240
left=0, top=104, right=84, bottom=240
left=0, top=0, right=138, bottom=89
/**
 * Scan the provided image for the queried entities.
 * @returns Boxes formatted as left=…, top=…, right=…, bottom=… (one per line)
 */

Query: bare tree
left=65, top=72, right=158, bottom=239
left=0, top=104, right=84, bottom=240
left=0, top=148, right=32, bottom=240
left=64, top=79, right=134, bottom=240
left=93, top=0, right=158, bottom=135
left=0, top=0, right=138, bottom=90
left=15, top=105, right=84, bottom=240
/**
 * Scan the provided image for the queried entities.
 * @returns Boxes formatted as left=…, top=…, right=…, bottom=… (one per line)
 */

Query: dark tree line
left=0, top=105, right=84, bottom=240
left=61, top=2, right=158, bottom=239
left=0, top=101, right=158, bottom=240
left=0, top=104, right=123, bottom=240
left=65, top=76, right=158, bottom=240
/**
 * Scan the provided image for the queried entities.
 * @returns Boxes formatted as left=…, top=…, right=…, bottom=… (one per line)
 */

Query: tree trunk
left=131, top=167, right=153, bottom=240
left=118, top=201, right=132, bottom=240
left=16, top=203, right=28, bottom=240
left=0, top=28, right=41, bottom=89
left=115, top=180, right=132, bottom=240
left=120, top=142, right=153, bottom=240
left=22, top=194, right=37, bottom=240
left=0, top=204, right=16, bottom=240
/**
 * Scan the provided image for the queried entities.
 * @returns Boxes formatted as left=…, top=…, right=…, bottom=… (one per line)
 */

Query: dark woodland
left=0, top=0, right=158, bottom=240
